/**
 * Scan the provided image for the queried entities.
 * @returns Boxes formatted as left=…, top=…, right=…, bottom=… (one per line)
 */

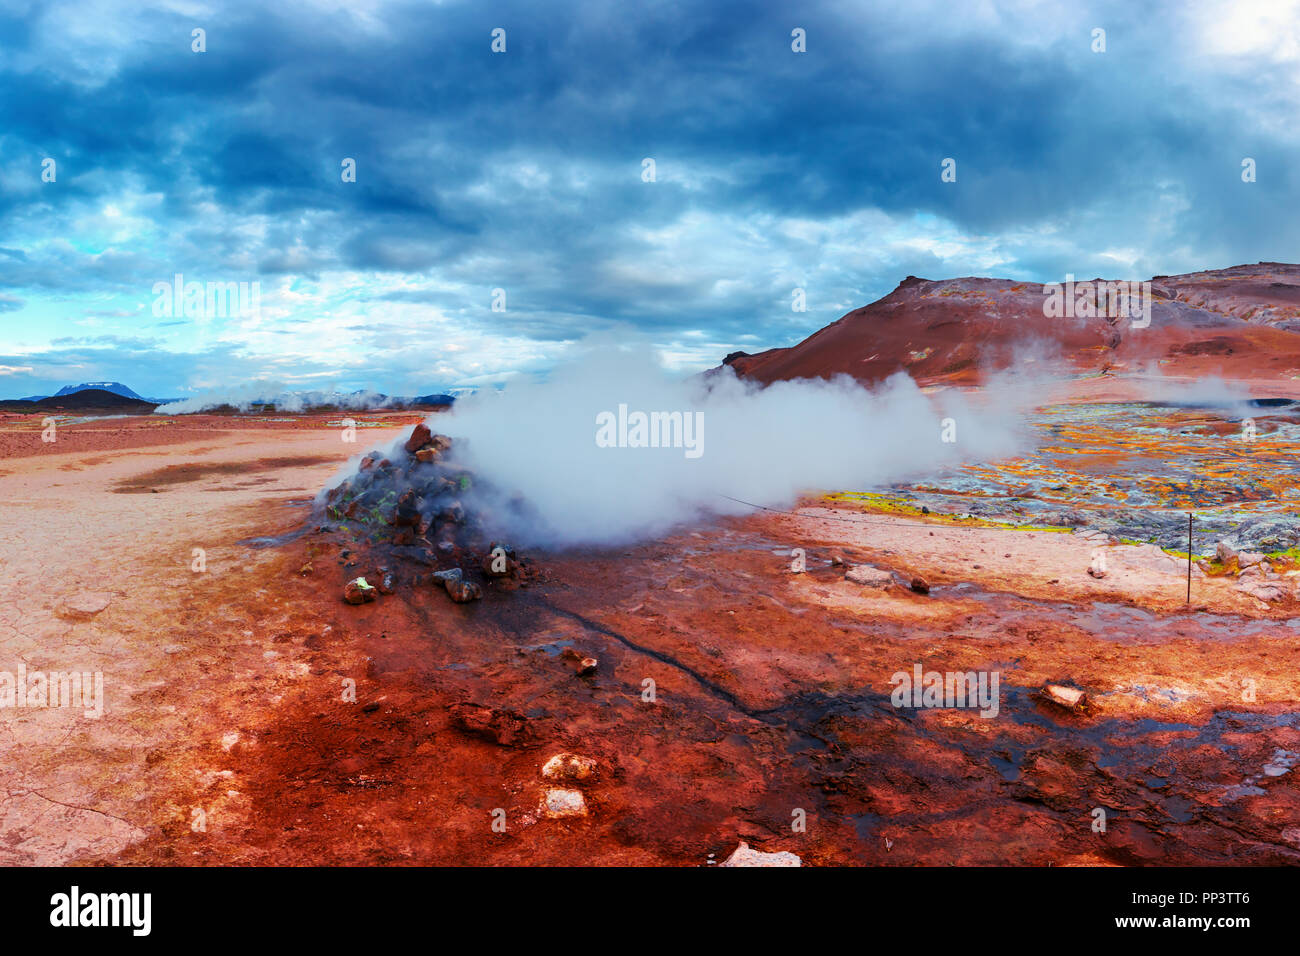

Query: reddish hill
left=721, top=262, right=1300, bottom=389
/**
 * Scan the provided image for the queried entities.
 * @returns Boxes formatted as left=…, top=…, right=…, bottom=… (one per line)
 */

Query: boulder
left=391, top=489, right=422, bottom=527
left=403, top=423, right=432, bottom=454
left=541, top=753, right=599, bottom=784
left=1040, top=683, right=1087, bottom=711
left=343, top=577, right=377, bottom=604
left=1216, top=541, right=1238, bottom=565
left=909, top=574, right=930, bottom=594
left=561, top=647, right=597, bottom=676
left=845, top=565, right=893, bottom=588
left=445, top=578, right=483, bottom=603
left=483, top=543, right=518, bottom=578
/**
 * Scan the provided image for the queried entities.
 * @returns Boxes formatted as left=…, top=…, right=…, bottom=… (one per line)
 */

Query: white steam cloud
left=439, top=345, right=1040, bottom=548
left=155, top=383, right=391, bottom=414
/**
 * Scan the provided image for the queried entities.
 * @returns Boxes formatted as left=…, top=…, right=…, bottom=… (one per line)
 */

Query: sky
left=1, top=0, right=1298, bottom=399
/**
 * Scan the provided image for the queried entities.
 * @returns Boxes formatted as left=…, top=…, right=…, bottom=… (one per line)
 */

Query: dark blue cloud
left=0, top=0, right=1297, bottom=397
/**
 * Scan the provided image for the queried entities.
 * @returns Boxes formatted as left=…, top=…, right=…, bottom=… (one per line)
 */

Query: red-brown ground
left=2, top=408, right=1296, bottom=866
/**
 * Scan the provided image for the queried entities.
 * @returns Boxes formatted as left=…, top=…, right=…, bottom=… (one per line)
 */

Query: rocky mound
left=720, top=262, right=1300, bottom=388
left=322, top=422, right=537, bottom=605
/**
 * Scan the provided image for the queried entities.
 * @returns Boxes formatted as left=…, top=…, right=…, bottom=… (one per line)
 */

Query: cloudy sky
left=1, top=0, right=1297, bottom=399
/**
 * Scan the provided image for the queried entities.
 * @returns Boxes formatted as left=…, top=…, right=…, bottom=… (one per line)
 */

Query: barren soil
left=1, top=408, right=1297, bottom=866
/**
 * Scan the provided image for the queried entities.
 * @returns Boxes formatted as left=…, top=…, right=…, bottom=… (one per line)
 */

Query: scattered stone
left=829, top=553, right=845, bottom=567
left=403, top=423, right=432, bottom=454
left=1040, top=683, right=1087, bottom=711
left=377, top=572, right=396, bottom=595
left=719, top=841, right=801, bottom=867
left=414, top=447, right=438, bottom=463
left=845, top=565, right=893, bottom=588
left=1087, top=548, right=1110, bottom=580
left=909, top=574, right=930, bottom=594
left=1216, top=541, right=1238, bottom=565
left=343, top=577, right=377, bottom=605
left=447, top=702, right=529, bottom=746
left=541, top=788, right=588, bottom=818
left=392, top=490, right=422, bottom=527
left=61, top=593, right=112, bottom=619
left=484, top=543, right=519, bottom=578
left=432, top=567, right=463, bottom=583
left=541, top=753, right=599, bottom=784
left=561, top=647, right=598, bottom=676
left=445, top=577, right=483, bottom=603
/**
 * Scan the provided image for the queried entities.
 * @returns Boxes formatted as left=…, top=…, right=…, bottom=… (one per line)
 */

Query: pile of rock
left=1214, top=540, right=1295, bottom=604
left=325, top=422, right=535, bottom=605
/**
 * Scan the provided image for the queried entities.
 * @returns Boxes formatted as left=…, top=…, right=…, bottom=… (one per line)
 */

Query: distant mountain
left=0, top=389, right=158, bottom=412
left=716, top=261, right=1300, bottom=389
left=52, top=381, right=148, bottom=401
left=410, top=393, right=456, bottom=406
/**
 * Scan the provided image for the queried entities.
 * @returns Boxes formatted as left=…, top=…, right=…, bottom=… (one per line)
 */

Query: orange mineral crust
left=2, top=408, right=1297, bottom=866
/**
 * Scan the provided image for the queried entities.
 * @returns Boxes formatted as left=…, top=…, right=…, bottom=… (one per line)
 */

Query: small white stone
left=720, top=841, right=801, bottom=867
left=541, top=788, right=587, bottom=818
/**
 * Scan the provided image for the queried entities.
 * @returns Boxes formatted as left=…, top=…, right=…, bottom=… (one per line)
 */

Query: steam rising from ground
left=1127, top=369, right=1254, bottom=408
left=441, top=346, right=1040, bottom=548
left=156, top=384, right=389, bottom=414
